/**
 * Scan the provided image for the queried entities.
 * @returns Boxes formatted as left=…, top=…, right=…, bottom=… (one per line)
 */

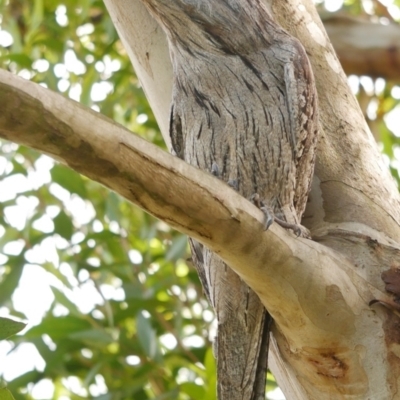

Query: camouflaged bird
left=139, top=0, right=318, bottom=398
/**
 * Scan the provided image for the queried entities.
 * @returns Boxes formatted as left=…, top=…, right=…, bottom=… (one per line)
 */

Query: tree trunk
left=1, top=0, right=400, bottom=398
left=104, top=0, right=400, bottom=398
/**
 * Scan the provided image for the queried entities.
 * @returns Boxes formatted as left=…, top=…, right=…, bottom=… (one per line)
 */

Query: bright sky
left=2, top=0, right=400, bottom=399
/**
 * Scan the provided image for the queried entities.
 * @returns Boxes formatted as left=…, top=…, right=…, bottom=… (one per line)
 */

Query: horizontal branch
left=324, top=14, right=400, bottom=80
left=1, top=66, right=396, bottom=398
left=0, top=68, right=379, bottom=327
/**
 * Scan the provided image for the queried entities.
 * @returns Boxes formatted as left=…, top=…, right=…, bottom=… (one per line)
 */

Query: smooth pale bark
left=268, top=1, right=400, bottom=393
left=103, top=0, right=400, bottom=398
left=323, top=14, right=400, bottom=80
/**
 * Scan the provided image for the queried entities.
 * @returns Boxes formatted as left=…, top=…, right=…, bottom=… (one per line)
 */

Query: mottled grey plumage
left=140, top=0, right=318, bottom=398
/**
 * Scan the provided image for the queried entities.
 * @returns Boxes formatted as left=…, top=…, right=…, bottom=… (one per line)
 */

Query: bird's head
left=140, top=0, right=273, bottom=55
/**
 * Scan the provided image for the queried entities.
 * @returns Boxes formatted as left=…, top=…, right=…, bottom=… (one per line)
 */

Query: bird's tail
left=210, top=253, right=270, bottom=400
left=189, top=240, right=271, bottom=399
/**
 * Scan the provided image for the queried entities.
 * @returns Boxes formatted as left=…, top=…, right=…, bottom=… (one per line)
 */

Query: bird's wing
left=283, top=39, right=318, bottom=217
left=170, top=101, right=271, bottom=399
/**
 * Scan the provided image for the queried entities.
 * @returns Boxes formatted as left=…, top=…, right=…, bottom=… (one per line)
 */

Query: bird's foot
left=211, top=162, right=239, bottom=191
left=273, top=218, right=311, bottom=238
left=250, top=193, right=311, bottom=237
left=250, top=193, right=274, bottom=230
left=211, top=161, right=220, bottom=177
left=227, top=179, right=239, bottom=191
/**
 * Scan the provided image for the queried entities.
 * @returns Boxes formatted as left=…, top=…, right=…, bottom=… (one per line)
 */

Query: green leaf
left=83, top=362, right=103, bottom=387
left=0, top=317, right=26, bottom=340
left=0, top=54, right=32, bottom=69
left=136, top=312, right=161, bottom=361
left=53, top=210, right=73, bottom=240
left=80, top=66, right=98, bottom=106
left=51, top=286, right=80, bottom=315
left=29, top=0, right=44, bottom=33
left=51, top=165, right=87, bottom=198
left=165, top=235, right=188, bottom=261
left=105, top=192, right=121, bottom=222
left=0, top=388, right=15, bottom=400
left=203, top=348, right=217, bottom=400
left=41, top=263, right=73, bottom=289
left=152, top=389, right=180, bottom=400
left=68, top=329, right=114, bottom=347
left=6, top=370, right=41, bottom=392
left=0, top=259, right=24, bottom=307
left=26, top=316, right=92, bottom=340
left=92, top=395, right=113, bottom=400
left=180, top=382, right=205, bottom=399
left=267, top=371, right=279, bottom=393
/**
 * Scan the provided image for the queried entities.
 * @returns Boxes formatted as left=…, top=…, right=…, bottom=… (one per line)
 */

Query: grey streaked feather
left=140, top=1, right=318, bottom=399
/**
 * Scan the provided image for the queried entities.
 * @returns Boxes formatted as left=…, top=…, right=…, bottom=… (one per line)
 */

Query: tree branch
left=324, top=14, right=400, bottom=80
left=0, top=68, right=380, bottom=326
left=1, top=66, right=397, bottom=398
